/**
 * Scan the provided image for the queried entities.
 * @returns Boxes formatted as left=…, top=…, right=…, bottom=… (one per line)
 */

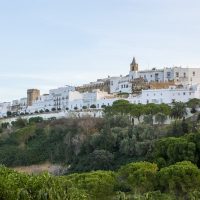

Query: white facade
left=129, top=84, right=200, bottom=104
left=173, top=67, right=200, bottom=85
left=68, top=89, right=115, bottom=110
left=27, top=94, right=54, bottom=113
left=50, top=86, right=75, bottom=110
left=0, top=102, right=11, bottom=117
left=25, top=88, right=115, bottom=113
left=110, top=76, right=132, bottom=94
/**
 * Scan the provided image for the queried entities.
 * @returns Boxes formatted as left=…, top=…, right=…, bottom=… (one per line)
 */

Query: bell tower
left=130, top=57, right=139, bottom=72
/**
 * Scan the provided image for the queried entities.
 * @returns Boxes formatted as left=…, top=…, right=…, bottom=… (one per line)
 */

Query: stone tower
left=130, top=57, right=139, bottom=72
left=27, top=89, right=40, bottom=106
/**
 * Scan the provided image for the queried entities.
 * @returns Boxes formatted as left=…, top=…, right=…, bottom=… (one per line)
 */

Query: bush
left=1, top=122, right=10, bottom=129
left=6, top=111, right=12, bottom=117
left=153, top=137, right=196, bottom=167
left=118, top=162, right=158, bottom=193
left=90, top=104, right=96, bottom=109
left=67, top=171, right=116, bottom=199
left=11, top=118, right=27, bottom=128
left=158, top=161, right=200, bottom=198
left=29, top=117, right=43, bottom=124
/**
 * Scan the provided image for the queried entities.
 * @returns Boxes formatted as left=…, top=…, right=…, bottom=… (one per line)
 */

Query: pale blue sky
left=1, top=0, right=200, bottom=101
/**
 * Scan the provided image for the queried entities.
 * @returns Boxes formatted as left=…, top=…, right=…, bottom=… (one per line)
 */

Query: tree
left=67, top=171, right=116, bottom=199
left=187, top=98, right=200, bottom=109
left=1, top=122, right=9, bottom=129
left=119, top=138, right=136, bottom=156
left=82, top=106, right=87, bottom=110
left=188, top=98, right=200, bottom=114
left=90, top=104, right=96, bottom=109
left=158, top=103, right=171, bottom=116
left=158, top=161, right=200, bottom=198
left=153, top=137, right=196, bottom=167
left=118, top=162, right=158, bottom=193
left=144, top=103, right=160, bottom=115
left=51, top=108, right=56, bottom=112
left=11, top=118, right=27, bottom=128
left=6, top=111, right=12, bottom=117
left=101, top=105, right=106, bottom=109
left=130, top=104, right=144, bottom=122
left=171, top=102, right=187, bottom=120
left=143, top=114, right=154, bottom=125
left=29, top=117, right=43, bottom=124
left=181, top=117, right=189, bottom=134
left=86, top=150, right=114, bottom=170
left=155, top=112, right=167, bottom=125
left=112, top=99, right=130, bottom=106
left=111, top=100, right=130, bottom=115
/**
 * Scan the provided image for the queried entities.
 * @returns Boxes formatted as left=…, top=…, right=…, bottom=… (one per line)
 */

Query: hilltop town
left=1, top=57, right=200, bottom=118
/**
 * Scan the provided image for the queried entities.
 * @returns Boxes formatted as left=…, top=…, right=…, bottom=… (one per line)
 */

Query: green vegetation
left=0, top=161, right=200, bottom=199
left=0, top=99, right=200, bottom=199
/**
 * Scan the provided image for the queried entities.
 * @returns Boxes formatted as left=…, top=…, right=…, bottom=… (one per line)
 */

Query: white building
left=129, top=84, right=200, bottom=104
left=49, top=86, right=75, bottom=110
left=27, top=94, right=54, bottom=113
left=68, top=89, right=116, bottom=110
left=0, top=102, right=11, bottom=117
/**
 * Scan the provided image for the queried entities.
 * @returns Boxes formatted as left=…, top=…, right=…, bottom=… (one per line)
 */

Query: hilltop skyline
left=1, top=0, right=200, bottom=101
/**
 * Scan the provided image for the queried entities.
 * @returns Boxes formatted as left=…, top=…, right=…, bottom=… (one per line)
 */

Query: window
left=183, top=92, right=186, bottom=95
left=167, top=72, right=171, bottom=77
left=184, top=73, right=186, bottom=78
left=193, top=71, right=195, bottom=76
left=176, top=72, right=179, bottom=77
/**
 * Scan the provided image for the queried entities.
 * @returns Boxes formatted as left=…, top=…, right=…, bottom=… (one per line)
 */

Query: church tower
left=130, top=57, right=139, bottom=72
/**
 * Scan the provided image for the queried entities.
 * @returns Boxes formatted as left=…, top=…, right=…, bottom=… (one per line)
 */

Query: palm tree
left=171, top=102, right=187, bottom=120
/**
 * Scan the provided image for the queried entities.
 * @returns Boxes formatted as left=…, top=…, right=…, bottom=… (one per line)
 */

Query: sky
left=0, top=0, right=200, bottom=102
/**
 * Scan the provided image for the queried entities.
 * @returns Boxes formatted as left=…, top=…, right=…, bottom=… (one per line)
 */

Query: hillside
left=0, top=101, right=200, bottom=199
